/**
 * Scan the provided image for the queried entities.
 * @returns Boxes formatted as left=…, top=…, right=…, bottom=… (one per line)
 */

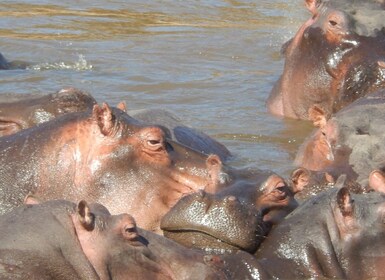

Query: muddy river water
left=0, top=0, right=315, bottom=178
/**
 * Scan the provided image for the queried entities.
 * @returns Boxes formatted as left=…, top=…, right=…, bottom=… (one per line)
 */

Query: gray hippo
left=216, top=176, right=385, bottom=279
left=267, top=0, right=385, bottom=120
left=0, top=198, right=225, bottom=280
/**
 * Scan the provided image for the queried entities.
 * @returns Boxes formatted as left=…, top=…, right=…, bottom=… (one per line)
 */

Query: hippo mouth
left=163, top=229, right=253, bottom=254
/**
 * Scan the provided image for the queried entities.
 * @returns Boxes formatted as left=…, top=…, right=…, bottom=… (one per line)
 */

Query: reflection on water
left=0, top=0, right=310, bottom=177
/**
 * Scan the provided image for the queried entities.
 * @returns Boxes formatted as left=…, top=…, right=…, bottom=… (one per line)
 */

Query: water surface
left=0, top=0, right=314, bottom=177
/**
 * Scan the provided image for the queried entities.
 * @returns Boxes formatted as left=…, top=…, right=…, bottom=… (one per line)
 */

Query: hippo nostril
left=224, top=195, right=238, bottom=203
left=197, top=189, right=206, bottom=198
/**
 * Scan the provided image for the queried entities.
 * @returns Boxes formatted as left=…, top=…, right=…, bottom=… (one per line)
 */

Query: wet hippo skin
left=267, top=0, right=385, bottom=120
left=161, top=169, right=301, bottom=254
left=0, top=103, right=226, bottom=233
left=0, top=87, right=96, bottom=137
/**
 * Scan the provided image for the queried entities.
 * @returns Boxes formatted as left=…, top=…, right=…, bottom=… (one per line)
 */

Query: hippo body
left=252, top=184, right=385, bottom=279
left=0, top=103, right=222, bottom=233
left=0, top=52, right=30, bottom=70
left=0, top=199, right=225, bottom=280
left=0, top=88, right=96, bottom=137
left=267, top=0, right=385, bottom=120
left=295, top=89, right=385, bottom=193
left=161, top=169, right=299, bottom=254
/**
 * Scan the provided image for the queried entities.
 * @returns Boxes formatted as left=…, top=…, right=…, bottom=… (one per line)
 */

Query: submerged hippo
left=161, top=169, right=301, bottom=254
left=0, top=88, right=96, bottom=137
left=267, top=0, right=385, bottom=120
left=295, top=89, right=385, bottom=193
left=0, top=103, right=224, bottom=233
left=0, top=52, right=30, bottom=70
left=0, top=198, right=225, bottom=280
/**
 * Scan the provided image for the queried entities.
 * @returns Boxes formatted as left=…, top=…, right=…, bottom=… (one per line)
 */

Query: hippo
left=267, top=0, right=385, bottom=120
left=295, top=89, right=385, bottom=195
left=0, top=198, right=226, bottom=279
left=247, top=176, right=385, bottom=279
left=0, top=103, right=224, bottom=233
left=161, top=168, right=301, bottom=254
left=0, top=87, right=96, bottom=137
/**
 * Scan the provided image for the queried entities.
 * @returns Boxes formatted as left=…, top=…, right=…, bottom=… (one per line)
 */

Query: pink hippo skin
left=267, top=0, right=385, bottom=120
left=295, top=89, right=385, bottom=196
left=0, top=198, right=226, bottom=280
left=0, top=103, right=225, bottom=233
left=0, top=87, right=96, bottom=137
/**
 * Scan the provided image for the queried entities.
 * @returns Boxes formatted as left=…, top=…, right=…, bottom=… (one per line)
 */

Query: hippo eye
left=148, top=139, right=161, bottom=146
left=329, top=20, right=338, bottom=26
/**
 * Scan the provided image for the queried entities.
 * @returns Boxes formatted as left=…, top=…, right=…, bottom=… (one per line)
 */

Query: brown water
left=0, top=0, right=314, bottom=178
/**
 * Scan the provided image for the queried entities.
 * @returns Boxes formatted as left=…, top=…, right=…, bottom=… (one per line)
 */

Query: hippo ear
left=305, top=0, right=318, bottom=14
left=308, top=105, right=328, bottom=128
left=336, top=186, right=354, bottom=218
left=77, top=200, right=95, bottom=231
left=92, top=103, right=116, bottom=136
left=204, top=154, right=225, bottom=193
left=116, top=101, right=127, bottom=112
left=290, top=168, right=310, bottom=194
left=23, top=193, right=42, bottom=205
left=369, top=170, right=385, bottom=194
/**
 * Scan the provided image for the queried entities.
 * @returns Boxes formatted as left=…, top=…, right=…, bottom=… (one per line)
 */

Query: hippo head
left=267, top=0, right=385, bottom=120
left=41, top=103, right=226, bottom=233
left=70, top=200, right=178, bottom=280
left=0, top=88, right=96, bottom=137
left=160, top=170, right=299, bottom=254
left=295, top=90, right=385, bottom=192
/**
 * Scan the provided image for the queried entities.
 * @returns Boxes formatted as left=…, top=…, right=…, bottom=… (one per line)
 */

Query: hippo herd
left=2, top=0, right=385, bottom=279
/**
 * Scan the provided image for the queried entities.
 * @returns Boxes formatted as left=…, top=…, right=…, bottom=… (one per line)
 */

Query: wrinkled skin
left=0, top=199, right=226, bottom=280
left=0, top=88, right=96, bottom=137
left=295, top=89, right=385, bottom=194
left=161, top=169, right=299, bottom=254
left=267, top=0, right=385, bottom=120
left=0, top=103, right=225, bottom=233
left=250, top=178, right=385, bottom=279
left=131, top=108, right=231, bottom=161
